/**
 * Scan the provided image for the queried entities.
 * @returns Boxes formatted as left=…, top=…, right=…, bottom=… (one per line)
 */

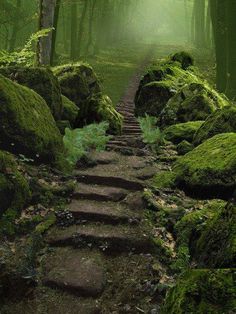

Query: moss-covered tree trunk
left=50, top=0, right=61, bottom=65
left=9, top=0, right=21, bottom=51
left=194, top=0, right=206, bottom=48
left=77, top=0, right=89, bottom=58
left=70, top=1, right=77, bottom=61
left=38, top=0, right=56, bottom=66
left=225, top=0, right=236, bottom=100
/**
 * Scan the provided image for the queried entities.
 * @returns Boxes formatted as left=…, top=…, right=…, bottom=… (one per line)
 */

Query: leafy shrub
left=138, top=114, right=165, bottom=152
left=63, top=121, right=112, bottom=167
left=0, top=28, right=52, bottom=67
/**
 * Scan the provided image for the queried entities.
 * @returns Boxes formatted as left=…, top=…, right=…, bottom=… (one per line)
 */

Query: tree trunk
left=70, top=2, right=77, bottom=61
left=85, top=0, right=97, bottom=56
left=210, top=0, right=227, bottom=92
left=50, top=0, right=61, bottom=65
left=38, top=0, right=56, bottom=66
left=194, top=0, right=206, bottom=48
left=9, top=0, right=21, bottom=51
left=77, top=0, right=89, bottom=58
left=225, top=0, right=236, bottom=99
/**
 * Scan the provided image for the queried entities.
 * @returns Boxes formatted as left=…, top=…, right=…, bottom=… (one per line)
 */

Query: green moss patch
left=164, top=121, right=204, bottom=144
left=173, top=133, right=236, bottom=198
left=161, top=269, right=236, bottom=314
left=61, top=95, right=79, bottom=127
left=0, top=66, right=62, bottom=120
left=194, top=106, right=236, bottom=146
left=0, top=75, right=63, bottom=162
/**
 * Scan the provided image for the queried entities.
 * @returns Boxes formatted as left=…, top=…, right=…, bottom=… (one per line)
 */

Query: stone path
left=42, top=59, right=161, bottom=313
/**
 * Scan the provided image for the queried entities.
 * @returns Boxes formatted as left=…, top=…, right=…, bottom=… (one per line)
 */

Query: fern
left=0, top=28, right=52, bottom=67
left=138, top=114, right=165, bottom=152
left=63, top=122, right=112, bottom=167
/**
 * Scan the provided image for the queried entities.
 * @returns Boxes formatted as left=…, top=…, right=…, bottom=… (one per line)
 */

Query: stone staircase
left=41, top=64, right=160, bottom=313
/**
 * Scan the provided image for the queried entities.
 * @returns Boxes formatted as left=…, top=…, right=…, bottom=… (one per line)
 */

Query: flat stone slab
left=74, top=183, right=128, bottom=202
left=74, top=172, right=144, bottom=191
left=87, top=151, right=119, bottom=165
left=43, top=248, right=106, bottom=297
left=68, top=200, right=140, bottom=224
left=46, top=224, right=152, bottom=252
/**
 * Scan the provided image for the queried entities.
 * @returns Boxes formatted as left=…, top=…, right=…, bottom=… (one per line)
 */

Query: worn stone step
left=43, top=248, right=106, bottom=297
left=68, top=199, right=141, bottom=224
left=74, top=183, right=128, bottom=202
left=106, top=145, right=146, bottom=156
left=74, top=172, right=144, bottom=190
left=46, top=224, right=153, bottom=252
left=108, top=140, right=128, bottom=147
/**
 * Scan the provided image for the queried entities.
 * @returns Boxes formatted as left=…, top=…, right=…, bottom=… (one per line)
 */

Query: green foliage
left=138, top=114, right=165, bottom=152
left=0, top=28, right=52, bottom=67
left=63, top=122, right=112, bottom=167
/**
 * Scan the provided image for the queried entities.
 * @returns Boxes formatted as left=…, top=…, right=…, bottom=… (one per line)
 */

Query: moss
left=0, top=66, right=62, bottom=120
left=56, top=120, right=71, bottom=135
left=177, top=140, right=194, bottom=155
left=161, top=269, right=236, bottom=314
left=152, top=238, right=173, bottom=264
left=0, top=150, right=30, bottom=235
left=173, top=133, right=236, bottom=198
left=82, top=93, right=123, bottom=134
left=61, top=95, right=79, bottom=126
left=194, top=106, right=236, bottom=146
left=195, top=202, right=236, bottom=268
left=160, top=82, right=230, bottom=127
left=152, top=170, right=176, bottom=190
left=35, top=212, right=56, bottom=234
left=164, top=121, right=204, bottom=144
left=53, top=63, right=100, bottom=110
left=0, top=75, right=63, bottom=163
left=170, top=51, right=194, bottom=69
left=173, top=200, right=226, bottom=271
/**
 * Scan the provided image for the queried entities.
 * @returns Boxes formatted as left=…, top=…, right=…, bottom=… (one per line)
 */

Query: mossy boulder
left=0, top=75, right=63, bottom=162
left=160, top=82, right=229, bottom=127
left=173, top=133, right=236, bottom=198
left=161, top=269, right=236, bottom=314
left=135, top=80, right=176, bottom=117
left=0, top=66, right=62, bottom=120
left=82, top=93, right=123, bottom=134
left=195, top=202, right=236, bottom=268
left=53, top=63, right=101, bottom=108
left=0, top=150, right=30, bottom=217
left=173, top=200, right=226, bottom=270
left=176, top=140, right=194, bottom=155
left=170, top=51, right=194, bottom=70
left=194, top=106, right=236, bottom=146
left=135, top=61, right=200, bottom=118
left=61, top=95, right=79, bottom=126
left=164, top=121, right=204, bottom=144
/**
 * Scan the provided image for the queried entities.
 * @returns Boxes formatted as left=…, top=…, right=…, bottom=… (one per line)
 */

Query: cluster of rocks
left=135, top=52, right=236, bottom=313
left=0, top=63, right=122, bottom=220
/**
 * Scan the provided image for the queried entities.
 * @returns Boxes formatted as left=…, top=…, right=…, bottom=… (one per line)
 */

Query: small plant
left=138, top=114, right=165, bottom=153
left=63, top=121, right=112, bottom=167
left=0, top=28, right=52, bottom=67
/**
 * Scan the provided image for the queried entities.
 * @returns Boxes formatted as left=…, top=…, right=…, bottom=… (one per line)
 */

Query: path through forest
left=42, top=51, right=165, bottom=313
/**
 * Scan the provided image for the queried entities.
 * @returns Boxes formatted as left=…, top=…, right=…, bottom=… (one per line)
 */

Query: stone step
left=74, top=172, right=144, bottom=190
left=123, top=128, right=141, bottom=132
left=106, top=145, right=146, bottom=156
left=74, top=183, right=128, bottom=202
left=46, top=224, right=153, bottom=253
left=43, top=248, right=106, bottom=297
left=108, top=140, right=128, bottom=147
left=68, top=199, right=141, bottom=224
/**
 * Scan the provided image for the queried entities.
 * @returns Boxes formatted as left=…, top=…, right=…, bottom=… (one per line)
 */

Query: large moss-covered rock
left=135, top=61, right=199, bottom=117
left=61, top=95, right=79, bottom=126
left=173, top=133, right=236, bottom=198
left=170, top=51, right=194, bottom=70
left=195, top=202, right=236, bottom=268
left=53, top=63, right=101, bottom=108
left=160, top=82, right=229, bottom=127
left=164, top=121, right=204, bottom=144
left=82, top=93, right=123, bottom=134
left=194, top=106, right=236, bottom=146
left=0, top=75, right=63, bottom=162
left=0, top=66, right=62, bottom=120
left=0, top=150, right=30, bottom=217
left=161, top=269, right=236, bottom=314
left=173, top=200, right=226, bottom=270
left=135, top=80, right=176, bottom=117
